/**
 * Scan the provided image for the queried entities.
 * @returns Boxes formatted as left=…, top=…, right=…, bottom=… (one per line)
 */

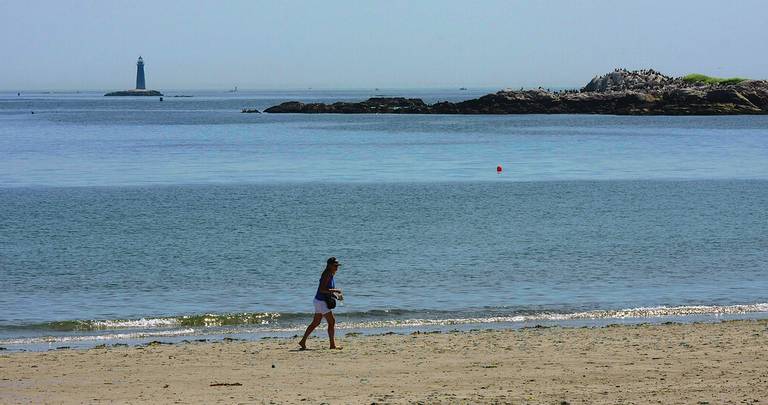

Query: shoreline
left=2, top=319, right=766, bottom=403
left=3, top=307, right=768, bottom=353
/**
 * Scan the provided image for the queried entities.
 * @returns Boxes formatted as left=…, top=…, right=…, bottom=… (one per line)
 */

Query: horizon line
left=1, top=84, right=585, bottom=93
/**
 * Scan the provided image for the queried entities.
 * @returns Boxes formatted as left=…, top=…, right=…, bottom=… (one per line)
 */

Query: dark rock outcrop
left=264, top=69, right=768, bottom=115
left=105, top=89, right=163, bottom=96
left=265, top=97, right=429, bottom=114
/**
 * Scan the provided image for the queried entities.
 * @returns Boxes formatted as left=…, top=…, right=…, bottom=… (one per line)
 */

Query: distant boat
left=228, top=86, right=238, bottom=93
left=459, top=87, right=468, bottom=91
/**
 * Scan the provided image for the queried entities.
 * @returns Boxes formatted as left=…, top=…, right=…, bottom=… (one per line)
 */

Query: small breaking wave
left=335, top=303, right=768, bottom=329
left=7, top=312, right=285, bottom=332
left=91, top=312, right=284, bottom=329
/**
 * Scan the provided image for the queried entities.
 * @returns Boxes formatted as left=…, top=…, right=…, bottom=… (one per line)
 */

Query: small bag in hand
left=324, top=294, right=337, bottom=310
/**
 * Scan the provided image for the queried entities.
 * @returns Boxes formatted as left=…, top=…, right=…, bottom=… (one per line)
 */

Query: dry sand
left=1, top=320, right=766, bottom=404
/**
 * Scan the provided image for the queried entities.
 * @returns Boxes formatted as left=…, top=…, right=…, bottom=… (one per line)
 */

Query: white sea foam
left=0, top=329, right=196, bottom=345
left=89, top=318, right=180, bottom=329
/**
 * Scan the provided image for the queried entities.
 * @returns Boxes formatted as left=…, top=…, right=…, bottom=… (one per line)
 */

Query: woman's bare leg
left=324, top=312, right=341, bottom=349
left=299, top=313, right=323, bottom=349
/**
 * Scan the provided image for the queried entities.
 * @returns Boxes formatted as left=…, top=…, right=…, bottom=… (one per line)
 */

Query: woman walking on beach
left=299, top=257, right=343, bottom=350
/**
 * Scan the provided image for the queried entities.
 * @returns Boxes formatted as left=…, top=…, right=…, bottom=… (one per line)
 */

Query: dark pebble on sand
left=271, top=364, right=276, bottom=368
left=210, top=382, right=242, bottom=387
left=146, top=341, right=172, bottom=346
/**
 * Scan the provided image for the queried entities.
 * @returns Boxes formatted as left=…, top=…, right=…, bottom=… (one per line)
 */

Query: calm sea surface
left=1, top=90, right=767, bottom=350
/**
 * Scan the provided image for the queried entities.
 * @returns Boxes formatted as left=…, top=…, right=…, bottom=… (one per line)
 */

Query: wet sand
left=1, top=320, right=766, bottom=404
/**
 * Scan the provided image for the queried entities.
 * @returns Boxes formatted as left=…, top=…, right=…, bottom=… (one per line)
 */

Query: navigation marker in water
left=497, top=165, right=503, bottom=173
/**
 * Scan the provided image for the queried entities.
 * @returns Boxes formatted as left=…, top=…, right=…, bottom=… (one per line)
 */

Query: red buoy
left=496, top=165, right=503, bottom=173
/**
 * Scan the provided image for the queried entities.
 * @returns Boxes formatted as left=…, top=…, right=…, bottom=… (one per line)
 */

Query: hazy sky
left=2, top=0, right=767, bottom=90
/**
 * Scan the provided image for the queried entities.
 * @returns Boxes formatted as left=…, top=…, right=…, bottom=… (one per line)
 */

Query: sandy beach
left=1, top=319, right=766, bottom=404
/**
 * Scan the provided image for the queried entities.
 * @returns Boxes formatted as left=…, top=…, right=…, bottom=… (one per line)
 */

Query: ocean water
left=1, top=90, right=767, bottom=351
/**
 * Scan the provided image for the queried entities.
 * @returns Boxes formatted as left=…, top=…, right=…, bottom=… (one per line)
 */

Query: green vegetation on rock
left=682, top=74, right=747, bottom=85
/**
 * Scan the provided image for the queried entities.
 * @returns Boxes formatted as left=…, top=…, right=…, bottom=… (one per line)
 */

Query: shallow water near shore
left=1, top=90, right=767, bottom=351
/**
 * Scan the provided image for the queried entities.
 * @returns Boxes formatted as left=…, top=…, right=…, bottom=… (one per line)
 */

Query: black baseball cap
left=327, top=257, right=341, bottom=266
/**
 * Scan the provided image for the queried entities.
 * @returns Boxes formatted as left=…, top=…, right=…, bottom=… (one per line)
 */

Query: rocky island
left=104, top=57, right=163, bottom=97
left=262, top=69, right=768, bottom=115
left=104, top=89, right=163, bottom=97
